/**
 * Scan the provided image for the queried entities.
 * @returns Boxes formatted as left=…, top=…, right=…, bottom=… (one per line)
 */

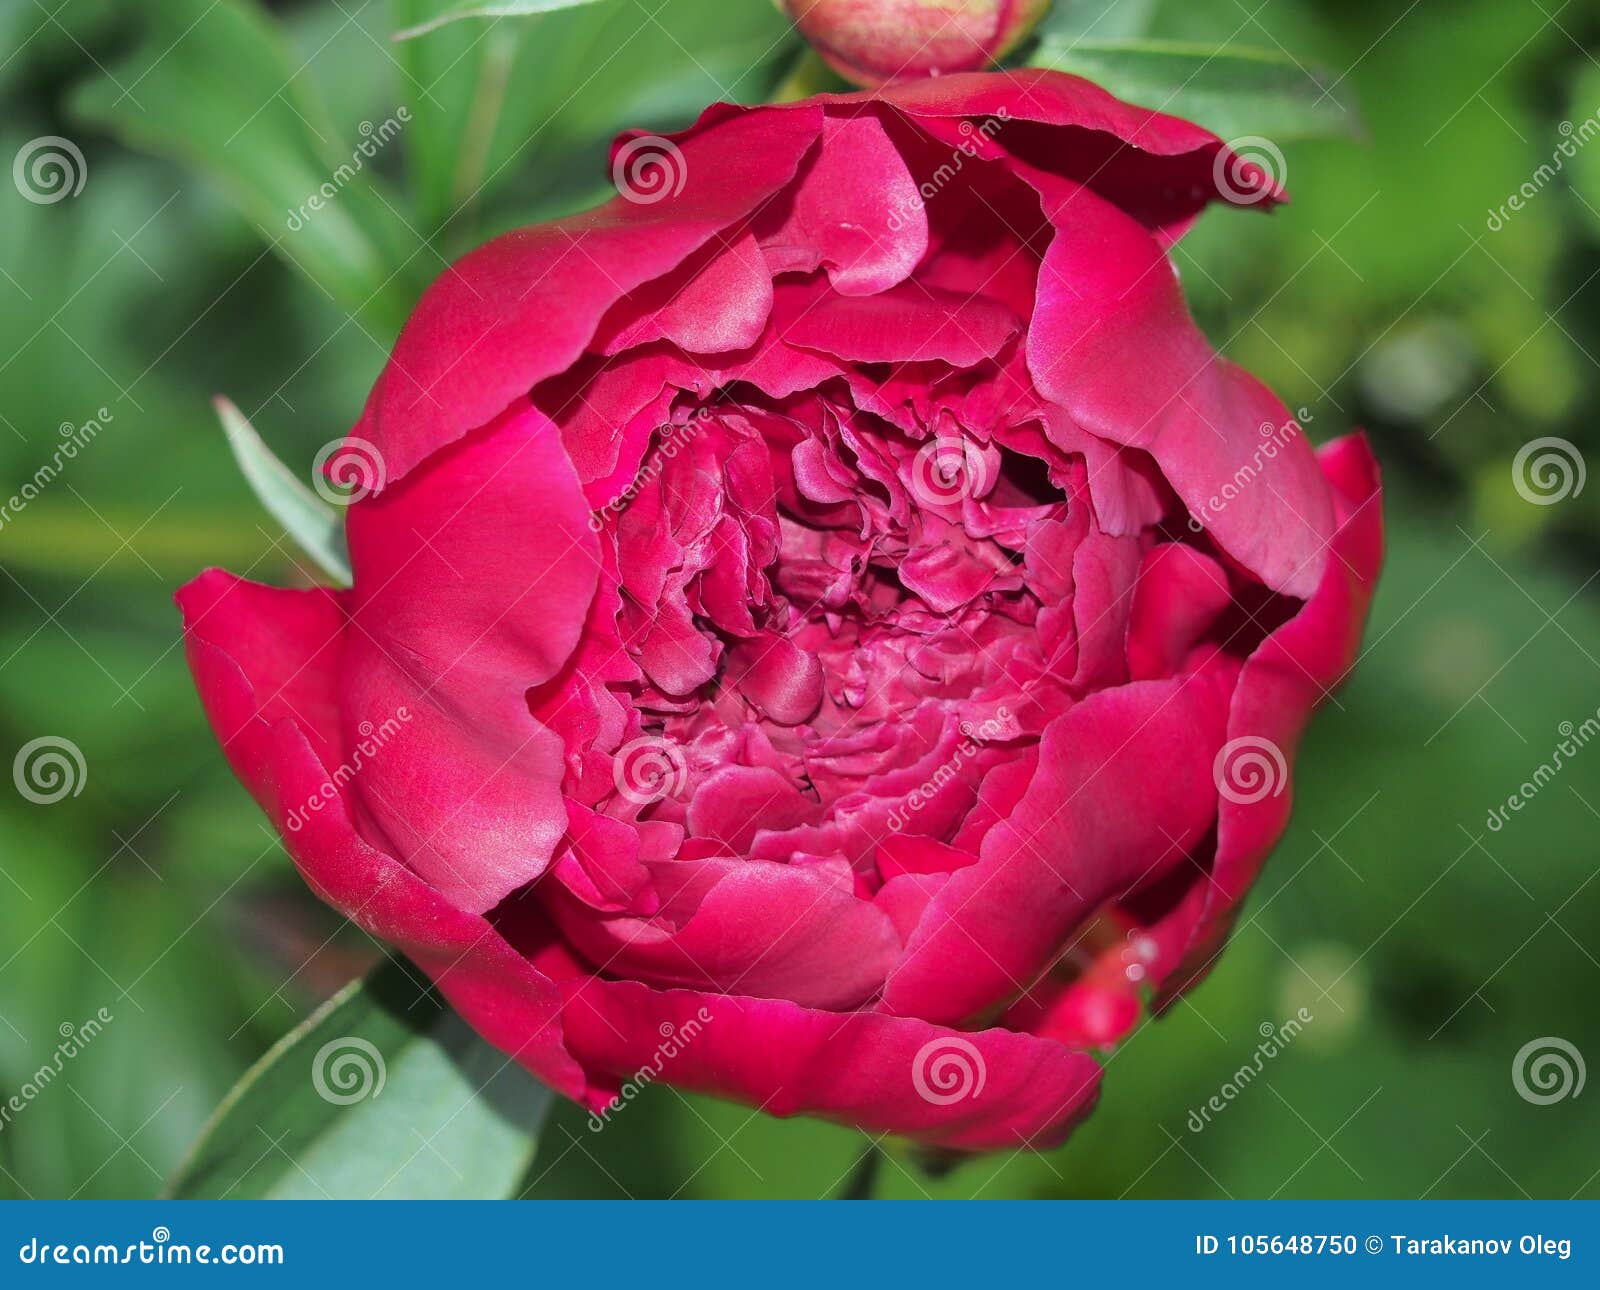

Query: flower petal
left=339, top=404, right=600, bottom=913
left=175, top=571, right=590, bottom=1100
left=563, top=977, right=1102, bottom=1151
left=881, top=672, right=1229, bottom=1025
left=1159, top=434, right=1383, bottom=1000
left=353, top=105, right=823, bottom=483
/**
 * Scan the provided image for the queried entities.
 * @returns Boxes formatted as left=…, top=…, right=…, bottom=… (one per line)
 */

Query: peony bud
left=778, top=0, right=1052, bottom=87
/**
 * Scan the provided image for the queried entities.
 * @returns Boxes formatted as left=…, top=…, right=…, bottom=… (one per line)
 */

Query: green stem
left=836, top=1142, right=883, bottom=1200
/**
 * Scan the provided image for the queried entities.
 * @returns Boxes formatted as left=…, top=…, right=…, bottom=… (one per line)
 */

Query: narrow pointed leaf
left=215, top=398, right=350, bottom=585
left=393, top=0, right=608, bottom=41
left=1028, top=39, right=1362, bottom=142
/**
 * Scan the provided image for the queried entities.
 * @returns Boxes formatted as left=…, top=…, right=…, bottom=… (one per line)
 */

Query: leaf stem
left=835, top=1142, right=883, bottom=1200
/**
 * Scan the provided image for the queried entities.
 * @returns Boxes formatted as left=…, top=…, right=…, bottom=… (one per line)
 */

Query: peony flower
left=179, top=70, right=1382, bottom=1152
left=776, top=0, right=1052, bottom=87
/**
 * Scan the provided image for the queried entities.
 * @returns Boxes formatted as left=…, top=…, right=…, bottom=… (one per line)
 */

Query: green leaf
left=215, top=397, right=351, bottom=585
left=71, top=0, right=426, bottom=333
left=393, top=0, right=798, bottom=235
left=1028, top=39, right=1362, bottom=142
left=1034, top=0, right=1160, bottom=42
left=393, top=0, right=607, bottom=41
left=167, top=958, right=554, bottom=1199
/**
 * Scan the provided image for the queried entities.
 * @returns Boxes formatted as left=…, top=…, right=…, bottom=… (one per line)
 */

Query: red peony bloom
left=179, top=70, right=1382, bottom=1152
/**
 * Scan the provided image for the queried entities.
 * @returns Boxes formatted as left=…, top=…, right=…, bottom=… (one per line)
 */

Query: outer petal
left=563, top=977, right=1101, bottom=1152
left=669, top=70, right=1281, bottom=241
left=353, top=105, right=823, bottom=483
left=1021, top=169, right=1332, bottom=598
left=1159, top=434, right=1384, bottom=1001
left=340, top=404, right=600, bottom=913
left=174, top=570, right=590, bottom=1100
left=881, top=672, right=1229, bottom=1025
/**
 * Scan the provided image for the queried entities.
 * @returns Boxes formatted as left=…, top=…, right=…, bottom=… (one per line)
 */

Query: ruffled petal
left=881, top=672, right=1230, bottom=1025
left=563, top=977, right=1102, bottom=1151
left=353, top=105, right=823, bottom=483
left=1020, top=169, right=1333, bottom=598
left=762, top=110, right=929, bottom=296
left=550, top=859, right=900, bottom=1010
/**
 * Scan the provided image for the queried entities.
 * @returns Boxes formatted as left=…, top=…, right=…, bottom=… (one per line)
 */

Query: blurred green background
left=2, top=0, right=1598, bottom=1200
